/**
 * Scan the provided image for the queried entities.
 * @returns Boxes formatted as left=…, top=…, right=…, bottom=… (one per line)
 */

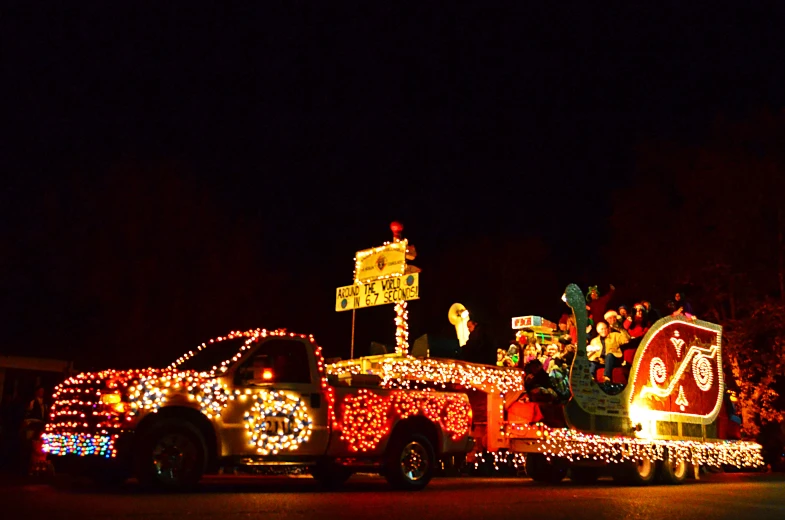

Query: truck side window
left=235, top=339, right=312, bottom=385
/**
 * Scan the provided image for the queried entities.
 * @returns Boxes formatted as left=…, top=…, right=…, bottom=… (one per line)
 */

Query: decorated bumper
left=41, top=432, right=120, bottom=459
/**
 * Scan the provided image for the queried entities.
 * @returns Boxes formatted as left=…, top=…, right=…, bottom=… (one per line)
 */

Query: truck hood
left=49, top=368, right=219, bottom=432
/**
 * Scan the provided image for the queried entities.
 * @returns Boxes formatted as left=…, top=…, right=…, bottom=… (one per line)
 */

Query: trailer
left=327, top=283, right=764, bottom=484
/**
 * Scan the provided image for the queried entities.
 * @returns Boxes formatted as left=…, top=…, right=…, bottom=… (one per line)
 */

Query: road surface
left=2, top=472, right=783, bottom=520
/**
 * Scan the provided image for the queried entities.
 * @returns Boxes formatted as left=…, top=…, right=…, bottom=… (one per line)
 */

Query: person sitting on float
left=541, top=342, right=560, bottom=373
left=641, top=300, right=660, bottom=323
left=521, top=342, right=538, bottom=366
left=587, top=321, right=629, bottom=383
left=546, top=343, right=572, bottom=400
left=559, top=337, right=576, bottom=368
left=497, top=342, right=520, bottom=367
left=604, top=310, right=631, bottom=341
left=627, top=303, right=650, bottom=338
left=585, top=284, right=615, bottom=324
left=523, top=358, right=559, bottom=403
left=669, top=292, right=696, bottom=319
left=564, top=314, right=578, bottom=345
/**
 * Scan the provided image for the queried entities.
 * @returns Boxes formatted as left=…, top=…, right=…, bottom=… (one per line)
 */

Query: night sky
left=3, top=4, right=785, bottom=368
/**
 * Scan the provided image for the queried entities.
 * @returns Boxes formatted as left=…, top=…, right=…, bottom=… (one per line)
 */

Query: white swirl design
left=693, top=356, right=713, bottom=392
left=650, top=357, right=667, bottom=385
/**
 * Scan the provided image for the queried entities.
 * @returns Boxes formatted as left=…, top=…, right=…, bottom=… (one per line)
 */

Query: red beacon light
left=390, top=221, right=404, bottom=241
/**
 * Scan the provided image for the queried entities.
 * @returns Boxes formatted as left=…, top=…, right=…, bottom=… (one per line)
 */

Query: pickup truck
left=42, top=329, right=473, bottom=491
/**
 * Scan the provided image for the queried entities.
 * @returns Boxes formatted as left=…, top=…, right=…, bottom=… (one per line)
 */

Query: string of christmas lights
left=41, top=433, right=118, bottom=458
left=328, top=357, right=525, bottom=394
left=394, top=301, right=409, bottom=355
left=244, top=391, right=313, bottom=455
left=469, top=450, right=528, bottom=472
left=510, top=424, right=764, bottom=468
left=339, top=388, right=472, bottom=452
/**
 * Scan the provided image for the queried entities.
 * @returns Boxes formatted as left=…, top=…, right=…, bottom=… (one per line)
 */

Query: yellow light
left=101, top=393, right=122, bottom=405
left=262, top=369, right=274, bottom=380
left=112, top=403, right=126, bottom=413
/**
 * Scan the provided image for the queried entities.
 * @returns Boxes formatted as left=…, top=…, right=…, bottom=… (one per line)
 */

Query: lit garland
left=510, top=424, right=764, bottom=468
left=244, top=391, right=313, bottom=455
left=328, top=357, right=525, bottom=394
left=339, top=388, right=472, bottom=452
left=470, top=450, right=527, bottom=472
left=41, top=433, right=118, bottom=458
left=170, top=329, right=266, bottom=375
left=394, top=301, right=409, bottom=355
left=341, top=389, right=391, bottom=452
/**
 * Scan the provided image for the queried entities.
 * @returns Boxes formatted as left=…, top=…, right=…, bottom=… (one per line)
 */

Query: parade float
left=327, top=225, right=764, bottom=483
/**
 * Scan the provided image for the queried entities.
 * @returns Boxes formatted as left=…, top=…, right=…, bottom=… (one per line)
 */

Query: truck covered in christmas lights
left=327, top=283, right=764, bottom=485
left=41, top=329, right=473, bottom=491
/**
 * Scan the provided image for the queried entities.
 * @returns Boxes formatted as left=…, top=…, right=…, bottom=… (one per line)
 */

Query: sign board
left=336, top=273, right=419, bottom=312
left=511, top=315, right=557, bottom=330
left=355, top=240, right=407, bottom=283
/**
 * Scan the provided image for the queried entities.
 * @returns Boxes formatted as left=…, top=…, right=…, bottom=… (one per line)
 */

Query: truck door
left=219, top=337, right=330, bottom=458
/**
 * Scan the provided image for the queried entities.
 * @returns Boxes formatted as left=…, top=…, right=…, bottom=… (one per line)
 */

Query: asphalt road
left=3, top=472, right=784, bottom=520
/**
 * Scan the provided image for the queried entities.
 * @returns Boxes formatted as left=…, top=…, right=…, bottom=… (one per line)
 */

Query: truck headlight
left=101, top=392, right=126, bottom=413
left=101, top=393, right=122, bottom=405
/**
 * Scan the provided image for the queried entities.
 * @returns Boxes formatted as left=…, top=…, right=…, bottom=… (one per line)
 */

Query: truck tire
left=384, top=433, right=435, bottom=491
left=569, top=466, right=600, bottom=484
left=659, top=452, right=688, bottom=484
left=311, top=461, right=353, bottom=490
left=612, top=456, right=657, bottom=486
left=525, top=454, right=567, bottom=483
left=134, top=418, right=207, bottom=491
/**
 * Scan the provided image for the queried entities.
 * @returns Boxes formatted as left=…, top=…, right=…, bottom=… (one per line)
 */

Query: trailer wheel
left=525, top=454, right=567, bottom=483
left=384, top=433, right=435, bottom=491
left=311, top=461, right=353, bottom=490
left=569, top=466, right=600, bottom=484
left=659, top=452, right=688, bottom=484
left=134, top=419, right=207, bottom=491
left=612, top=456, right=657, bottom=486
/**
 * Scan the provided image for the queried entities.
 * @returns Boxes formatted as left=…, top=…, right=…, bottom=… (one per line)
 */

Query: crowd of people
left=464, top=284, right=697, bottom=402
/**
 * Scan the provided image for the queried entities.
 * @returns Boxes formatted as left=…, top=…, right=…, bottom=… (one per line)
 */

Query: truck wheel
left=384, top=433, right=435, bottom=491
left=525, top=454, right=567, bottom=483
left=311, top=461, right=352, bottom=490
left=659, top=453, right=688, bottom=484
left=612, top=456, right=657, bottom=486
left=569, top=466, right=600, bottom=484
left=134, top=419, right=207, bottom=491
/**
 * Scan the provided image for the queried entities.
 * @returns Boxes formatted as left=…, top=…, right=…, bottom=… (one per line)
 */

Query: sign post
left=336, top=221, right=419, bottom=357
left=350, top=309, right=356, bottom=360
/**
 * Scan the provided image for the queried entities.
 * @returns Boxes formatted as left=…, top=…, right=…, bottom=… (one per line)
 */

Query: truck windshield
left=174, top=337, right=253, bottom=373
